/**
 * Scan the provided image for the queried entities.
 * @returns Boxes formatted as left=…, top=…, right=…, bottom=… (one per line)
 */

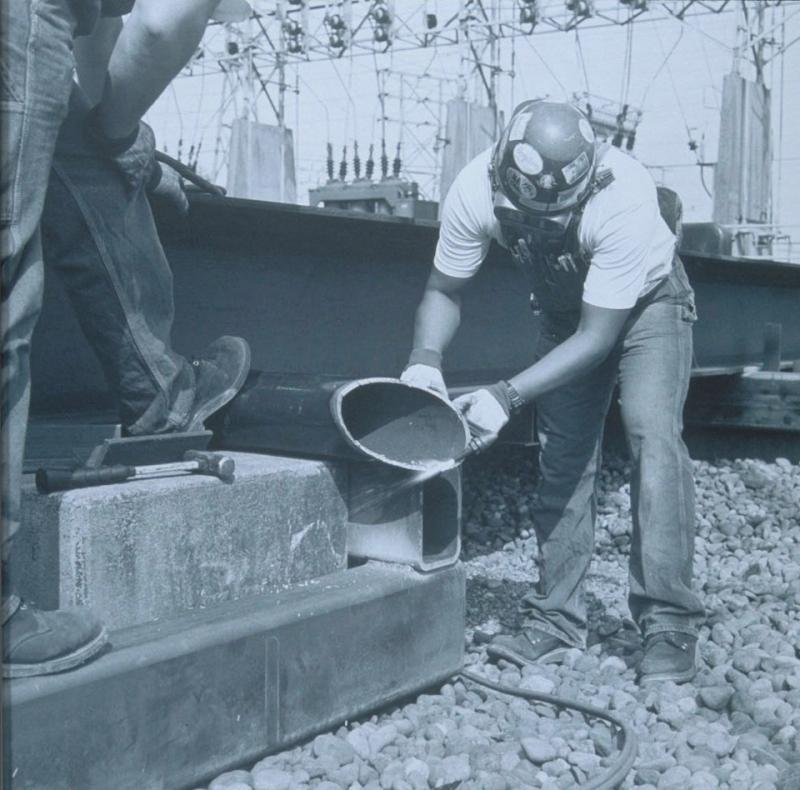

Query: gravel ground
left=201, top=449, right=800, bottom=790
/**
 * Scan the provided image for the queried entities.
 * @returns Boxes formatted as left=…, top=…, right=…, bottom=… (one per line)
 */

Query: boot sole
left=187, top=337, right=251, bottom=431
left=3, top=628, right=109, bottom=679
left=486, top=642, right=570, bottom=667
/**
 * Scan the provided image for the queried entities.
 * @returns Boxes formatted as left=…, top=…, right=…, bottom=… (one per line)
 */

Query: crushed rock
left=199, top=449, right=800, bottom=789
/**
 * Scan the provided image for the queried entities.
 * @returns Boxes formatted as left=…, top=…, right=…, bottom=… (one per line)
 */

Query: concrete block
left=15, top=452, right=348, bottom=630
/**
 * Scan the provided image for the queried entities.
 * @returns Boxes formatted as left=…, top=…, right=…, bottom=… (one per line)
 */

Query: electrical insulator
left=325, top=14, right=347, bottom=50
left=353, top=141, right=361, bottom=179
left=371, top=3, right=391, bottom=25
left=425, top=13, right=437, bottom=29
left=371, top=2, right=391, bottom=44
left=327, top=14, right=346, bottom=30
left=288, top=0, right=304, bottom=5
left=566, top=0, right=593, bottom=16
left=620, top=0, right=647, bottom=9
left=366, top=144, right=375, bottom=180
left=380, top=139, right=388, bottom=180
left=226, top=41, right=239, bottom=55
left=392, top=142, right=402, bottom=178
left=326, top=142, right=334, bottom=182
left=520, top=6, right=537, bottom=25
left=626, top=132, right=636, bottom=151
left=339, top=146, right=348, bottom=181
left=288, top=38, right=304, bottom=54
left=283, top=19, right=302, bottom=37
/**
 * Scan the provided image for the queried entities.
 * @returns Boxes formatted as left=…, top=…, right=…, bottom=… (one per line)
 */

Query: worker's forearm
left=95, top=0, right=219, bottom=139
left=74, top=17, right=123, bottom=105
left=411, top=288, right=461, bottom=356
left=509, top=331, right=611, bottom=403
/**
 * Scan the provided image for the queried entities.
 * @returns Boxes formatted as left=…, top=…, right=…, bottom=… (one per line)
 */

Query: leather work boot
left=638, top=631, right=697, bottom=685
left=487, top=628, right=571, bottom=667
left=2, top=595, right=108, bottom=678
left=186, top=336, right=251, bottom=431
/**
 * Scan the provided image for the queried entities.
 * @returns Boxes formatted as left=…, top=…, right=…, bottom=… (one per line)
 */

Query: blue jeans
left=522, top=259, right=706, bottom=644
left=1, top=0, right=76, bottom=552
left=2, top=2, right=195, bottom=556
left=42, top=87, right=196, bottom=436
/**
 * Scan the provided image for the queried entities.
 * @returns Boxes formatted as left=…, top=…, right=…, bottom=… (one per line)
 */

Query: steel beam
left=347, top=464, right=462, bottom=571
left=29, top=196, right=800, bottom=419
left=3, top=562, right=465, bottom=790
left=685, top=370, right=800, bottom=432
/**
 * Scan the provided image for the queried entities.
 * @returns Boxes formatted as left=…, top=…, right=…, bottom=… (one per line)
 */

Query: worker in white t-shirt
left=401, top=100, right=705, bottom=685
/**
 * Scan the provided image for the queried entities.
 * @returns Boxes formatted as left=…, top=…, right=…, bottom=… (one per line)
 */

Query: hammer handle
left=36, top=465, right=135, bottom=493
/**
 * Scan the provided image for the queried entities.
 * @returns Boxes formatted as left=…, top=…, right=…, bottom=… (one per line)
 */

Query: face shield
left=492, top=189, right=572, bottom=246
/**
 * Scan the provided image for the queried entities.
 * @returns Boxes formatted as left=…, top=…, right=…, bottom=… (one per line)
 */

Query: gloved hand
left=400, top=348, right=448, bottom=398
left=401, top=364, right=447, bottom=398
left=148, top=160, right=189, bottom=215
left=88, top=114, right=188, bottom=214
left=452, top=384, right=511, bottom=453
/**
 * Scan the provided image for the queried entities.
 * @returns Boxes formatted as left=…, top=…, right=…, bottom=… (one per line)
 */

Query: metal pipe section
left=213, top=373, right=470, bottom=472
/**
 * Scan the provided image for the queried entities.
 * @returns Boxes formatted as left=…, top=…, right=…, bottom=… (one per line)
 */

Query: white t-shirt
left=434, top=146, right=676, bottom=309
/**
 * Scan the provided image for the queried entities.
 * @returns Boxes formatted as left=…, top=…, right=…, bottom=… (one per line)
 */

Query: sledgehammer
left=36, top=450, right=235, bottom=493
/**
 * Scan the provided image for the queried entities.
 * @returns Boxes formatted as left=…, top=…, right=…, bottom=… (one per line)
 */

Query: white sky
left=146, top=1, right=800, bottom=242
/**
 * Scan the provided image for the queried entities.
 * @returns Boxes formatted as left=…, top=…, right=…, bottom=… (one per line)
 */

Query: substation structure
left=4, top=194, right=800, bottom=789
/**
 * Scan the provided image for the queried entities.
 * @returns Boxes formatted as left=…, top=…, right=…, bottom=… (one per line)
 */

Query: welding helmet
left=490, top=100, right=598, bottom=216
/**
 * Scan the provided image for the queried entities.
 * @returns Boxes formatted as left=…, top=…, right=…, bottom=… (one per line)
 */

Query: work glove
left=148, top=160, right=189, bottom=216
left=452, top=383, right=512, bottom=454
left=400, top=348, right=448, bottom=398
left=87, top=112, right=188, bottom=214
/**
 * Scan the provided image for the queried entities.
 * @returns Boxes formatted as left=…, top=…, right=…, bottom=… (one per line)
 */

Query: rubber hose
left=154, top=151, right=226, bottom=196
left=459, top=668, right=638, bottom=790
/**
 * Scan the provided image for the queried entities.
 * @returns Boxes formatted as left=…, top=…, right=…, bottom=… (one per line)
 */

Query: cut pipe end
left=332, top=378, right=470, bottom=471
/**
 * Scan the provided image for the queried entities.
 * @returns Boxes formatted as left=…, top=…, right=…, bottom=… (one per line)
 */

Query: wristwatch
left=503, top=380, right=526, bottom=414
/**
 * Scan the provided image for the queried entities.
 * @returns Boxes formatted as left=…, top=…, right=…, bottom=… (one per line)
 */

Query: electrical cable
left=520, top=34, right=568, bottom=98
left=775, top=3, right=785, bottom=226
left=328, top=57, right=359, bottom=146
left=623, top=14, right=634, bottom=106
left=155, top=150, right=225, bottom=195
left=699, top=162, right=712, bottom=199
left=187, top=54, right=208, bottom=161
left=639, top=22, right=682, bottom=108
left=575, top=29, right=591, bottom=95
left=459, top=668, right=638, bottom=790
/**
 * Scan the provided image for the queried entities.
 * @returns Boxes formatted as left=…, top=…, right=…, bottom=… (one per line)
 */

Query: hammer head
left=183, top=450, right=236, bottom=482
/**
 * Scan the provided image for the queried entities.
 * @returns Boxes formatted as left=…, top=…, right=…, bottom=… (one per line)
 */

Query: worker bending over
left=1, top=0, right=251, bottom=678
left=402, top=100, right=705, bottom=684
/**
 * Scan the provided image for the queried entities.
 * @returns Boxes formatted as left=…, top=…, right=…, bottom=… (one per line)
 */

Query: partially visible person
left=1, top=0, right=252, bottom=678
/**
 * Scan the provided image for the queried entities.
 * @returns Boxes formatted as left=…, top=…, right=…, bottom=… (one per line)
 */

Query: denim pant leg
left=618, top=284, right=705, bottom=638
left=1, top=0, right=76, bottom=554
left=40, top=88, right=196, bottom=435
left=520, top=319, right=620, bottom=647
